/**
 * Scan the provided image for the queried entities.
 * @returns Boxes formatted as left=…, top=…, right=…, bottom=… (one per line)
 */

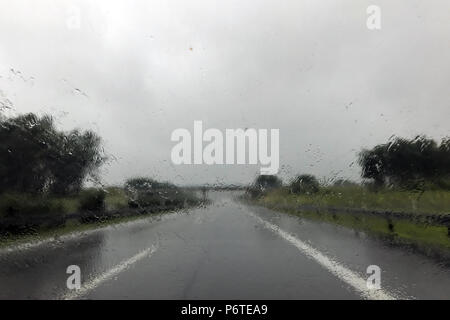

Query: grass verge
left=251, top=188, right=450, bottom=260
left=261, top=187, right=450, bottom=215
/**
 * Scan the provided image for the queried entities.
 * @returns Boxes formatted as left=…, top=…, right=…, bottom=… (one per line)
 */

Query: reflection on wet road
left=0, top=191, right=449, bottom=299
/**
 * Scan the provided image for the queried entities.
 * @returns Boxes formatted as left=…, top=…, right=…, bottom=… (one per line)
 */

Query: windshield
left=0, top=0, right=449, bottom=304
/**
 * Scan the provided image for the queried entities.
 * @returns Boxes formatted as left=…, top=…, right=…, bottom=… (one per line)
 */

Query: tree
left=358, top=136, right=450, bottom=190
left=0, top=113, right=105, bottom=195
left=0, top=113, right=54, bottom=193
left=358, top=145, right=386, bottom=188
left=49, top=130, right=104, bottom=194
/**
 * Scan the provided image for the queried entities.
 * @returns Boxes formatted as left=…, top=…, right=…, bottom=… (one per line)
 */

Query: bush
left=289, top=174, right=320, bottom=194
left=79, top=189, right=106, bottom=212
left=124, top=177, right=201, bottom=210
left=134, top=192, right=163, bottom=207
left=0, top=193, right=64, bottom=218
left=245, top=175, right=283, bottom=199
left=0, top=193, right=66, bottom=234
left=125, top=177, right=176, bottom=194
left=245, top=186, right=264, bottom=199
left=182, top=190, right=202, bottom=206
left=253, top=175, right=282, bottom=191
left=104, top=187, right=129, bottom=211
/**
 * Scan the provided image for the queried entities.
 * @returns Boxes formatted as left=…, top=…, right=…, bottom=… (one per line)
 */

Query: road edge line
left=246, top=210, right=403, bottom=300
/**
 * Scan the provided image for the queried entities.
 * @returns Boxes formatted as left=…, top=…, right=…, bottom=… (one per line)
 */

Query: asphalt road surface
left=1, top=191, right=449, bottom=299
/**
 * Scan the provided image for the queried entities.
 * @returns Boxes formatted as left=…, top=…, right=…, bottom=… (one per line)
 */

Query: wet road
left=0, top=191, right=449, bottom=299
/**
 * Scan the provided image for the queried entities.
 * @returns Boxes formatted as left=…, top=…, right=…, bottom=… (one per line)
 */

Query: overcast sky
left=0, top=0, right=449, bottom=186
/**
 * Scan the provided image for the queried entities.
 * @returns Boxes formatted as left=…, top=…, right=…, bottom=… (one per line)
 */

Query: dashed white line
left=246, top=211, right=401, bottom=300
left=62, top=244, right=158, bottom=300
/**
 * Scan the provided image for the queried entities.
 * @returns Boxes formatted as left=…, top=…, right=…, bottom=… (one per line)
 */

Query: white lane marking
left=246, top=211, right=401, bottom=300
left=62, top=245, right=158, bottom=300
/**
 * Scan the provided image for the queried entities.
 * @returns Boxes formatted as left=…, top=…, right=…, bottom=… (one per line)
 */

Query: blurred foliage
left=0, top=193, right=64, bottom=218
left=79, top=188, right=106, bottom=212
left=359, top=136, right=450, bottom=190
left=0, top=114, right=206, bottom=238
left=0, top=193, right=66, bottom=234
left=246, top=175, right=282, bottom=199
left=104, top=187, right=129, bottom=211
left=124, top=177, right=201, bottom=209
left=0, top=113, right=105, bottom=195
left=260, top=186, right=450, bottom=215
left=289, top=174, right=320, bottom=195
left=124, top=177, right=176, bottom=194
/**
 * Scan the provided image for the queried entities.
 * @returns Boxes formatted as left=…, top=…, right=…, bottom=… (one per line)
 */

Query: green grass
left=259, top=201, right=450, bottom=250
left=50, top=197, right=79, bottom=214
left=261, top=186, right=450, bottom=215
left=104, top=187, right=129, bottom=211
left=0, top=188, right=130, bottom=218
left=255, top=187, right=450, bottom=252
